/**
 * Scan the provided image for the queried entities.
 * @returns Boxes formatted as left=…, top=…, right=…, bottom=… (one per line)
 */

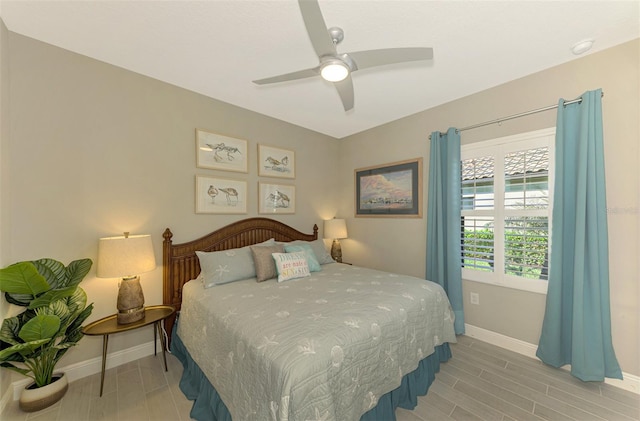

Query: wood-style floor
left=2, top=335, right=638, bottom=421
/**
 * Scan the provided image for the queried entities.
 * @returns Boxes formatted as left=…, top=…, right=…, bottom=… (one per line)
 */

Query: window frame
left=461, top=127, right=555, bottom=295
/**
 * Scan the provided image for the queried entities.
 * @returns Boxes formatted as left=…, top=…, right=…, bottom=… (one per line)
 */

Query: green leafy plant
left=0, top=258, right=94, bottom=387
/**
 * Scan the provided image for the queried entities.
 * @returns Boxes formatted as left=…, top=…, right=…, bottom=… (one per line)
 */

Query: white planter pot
left=19, top=373, right=69, bottom=412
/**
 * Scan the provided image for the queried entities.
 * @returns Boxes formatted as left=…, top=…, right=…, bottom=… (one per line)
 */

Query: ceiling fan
left=252, top=0, right=433, bottom=112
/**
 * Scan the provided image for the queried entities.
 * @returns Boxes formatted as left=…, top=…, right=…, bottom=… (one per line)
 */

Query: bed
left=163, top=218, right=456, bottom=421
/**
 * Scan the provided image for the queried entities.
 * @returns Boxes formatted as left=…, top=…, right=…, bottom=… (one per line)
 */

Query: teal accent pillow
left=284, top=243, right=321, bottom=272
left=289, top=239, right=335, bottom=265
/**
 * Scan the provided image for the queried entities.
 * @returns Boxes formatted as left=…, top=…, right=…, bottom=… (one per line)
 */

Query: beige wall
left=339, top=39, right=639, bottom=377
left=0, top=18, right=11, bottom=399
left=3, top=32, right=339, bottom=369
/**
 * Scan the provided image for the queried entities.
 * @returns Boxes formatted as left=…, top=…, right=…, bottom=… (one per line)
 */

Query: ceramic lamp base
left=117, top=276, right=145, bottom=324
left=331, top=239, right=343, bottom=263
left=117, top=307, right=145, bottom=324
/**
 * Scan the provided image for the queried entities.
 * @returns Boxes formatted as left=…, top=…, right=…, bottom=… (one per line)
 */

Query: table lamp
left=97, top=232, right=156, bottom=324
left=324, top=218, right=348, bottom=263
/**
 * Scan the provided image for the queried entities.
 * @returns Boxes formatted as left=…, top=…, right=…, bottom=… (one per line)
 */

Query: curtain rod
left=429, top=91, right=604, bottom=140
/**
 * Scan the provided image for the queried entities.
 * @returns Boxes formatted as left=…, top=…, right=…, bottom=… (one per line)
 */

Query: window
left=461, top=128, right=554, bottom=294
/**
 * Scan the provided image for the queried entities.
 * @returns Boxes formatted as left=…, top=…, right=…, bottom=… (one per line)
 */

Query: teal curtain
left=427, top=127, right=464, bottom=334
left=536, top=89, right=622, bottom=381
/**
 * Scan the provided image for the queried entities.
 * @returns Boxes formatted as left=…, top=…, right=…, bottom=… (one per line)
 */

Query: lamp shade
left=324, top=219, right=348, bottom=240
left=97, top=234, right=156, bottom=278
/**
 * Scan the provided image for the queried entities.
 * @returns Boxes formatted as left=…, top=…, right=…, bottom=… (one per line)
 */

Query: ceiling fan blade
left=253, top=67, right=320, bottom=85
left=348, top=47, right=433, bottom=71
left=334, top=76, right=354, bottom=111
left=298, top=0, right=336, bottom=58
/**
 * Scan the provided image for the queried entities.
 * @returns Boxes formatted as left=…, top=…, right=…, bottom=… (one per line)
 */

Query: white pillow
left=272, top=252, right=311, bottom=282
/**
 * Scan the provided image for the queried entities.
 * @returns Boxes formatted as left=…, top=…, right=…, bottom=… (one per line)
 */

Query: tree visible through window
left=460, top=129, right=554, bottom=293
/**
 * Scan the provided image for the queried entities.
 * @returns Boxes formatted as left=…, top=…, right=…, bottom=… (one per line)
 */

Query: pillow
left=250, top=244, right=285, bottom=282
left=272, top=252, right=311, bottom=282
left=289, top=239, right=335, bottom=264
left=284, top=243, right=321, bottom=272
left=196, top=248, right=254, bottom=288
left=196, top=238, right=276, bottom=288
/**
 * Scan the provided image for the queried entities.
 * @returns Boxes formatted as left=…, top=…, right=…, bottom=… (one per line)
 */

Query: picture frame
left=258, top=182, right=295, bottom=214
left=258, top=144, right=295, bottom=178
left=355, top=158, right=423, bottom=218
left=196, top=129, right=248, bottom=173
left=195, top=175, right=247, bottom=214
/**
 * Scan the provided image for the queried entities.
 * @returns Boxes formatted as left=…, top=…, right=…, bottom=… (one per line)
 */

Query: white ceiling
left=1, top=1, right=638, bottom=139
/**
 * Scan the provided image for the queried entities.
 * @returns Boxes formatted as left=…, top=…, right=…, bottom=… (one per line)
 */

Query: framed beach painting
left=258, top=182, right=295, bottom=214
left=355, top=158, right=422, bottom=218
left=196, top=129, right=248, bottom=173
left=258, top=144, right=295, bottom=179
left=195, top=175, right=247, bottom=214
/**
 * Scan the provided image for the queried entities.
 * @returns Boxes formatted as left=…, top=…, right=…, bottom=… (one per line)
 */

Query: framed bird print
left=196, top=176, right=247, bottom=214
left=258, top=144, right=295, bottom=179
left=196, top=129, right=248, bottom=173
left=258, top=182, right=295, bottom=214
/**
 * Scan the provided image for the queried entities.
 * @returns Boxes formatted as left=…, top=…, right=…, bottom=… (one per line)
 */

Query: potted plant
left=0, top=258, right=94, bottom=412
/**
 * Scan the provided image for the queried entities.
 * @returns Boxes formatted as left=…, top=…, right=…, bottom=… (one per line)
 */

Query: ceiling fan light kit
left=320, top=60, right=349, bottom=82
left=252, top=0, right=433, bottom=111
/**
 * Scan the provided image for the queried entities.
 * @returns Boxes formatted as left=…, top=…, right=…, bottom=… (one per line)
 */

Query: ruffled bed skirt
left=171, top=324, right=451, bottom=421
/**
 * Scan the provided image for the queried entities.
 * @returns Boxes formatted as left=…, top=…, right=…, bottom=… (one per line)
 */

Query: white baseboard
left=6, top=340, right=156, bottom=403
left=464, top=324, right=640, bottom=395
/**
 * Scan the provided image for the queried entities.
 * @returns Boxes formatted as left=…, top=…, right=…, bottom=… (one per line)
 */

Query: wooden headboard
left=162, top=217, right=318, bottom=343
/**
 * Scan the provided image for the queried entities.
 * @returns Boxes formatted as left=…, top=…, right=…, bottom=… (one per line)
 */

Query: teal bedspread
left=176, top=263, right=456, bottom=421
